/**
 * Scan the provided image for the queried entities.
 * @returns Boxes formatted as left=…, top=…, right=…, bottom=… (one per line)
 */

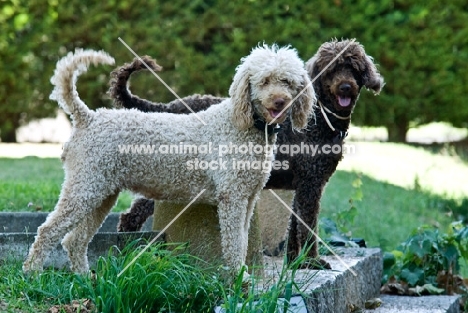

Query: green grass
left=0, top=156, right=132, bottom=212
left=321, top=171, right=458, bottom=252
left=0, top=241, right=318, bottom=312
left=0, top=243, right=222, bottom=312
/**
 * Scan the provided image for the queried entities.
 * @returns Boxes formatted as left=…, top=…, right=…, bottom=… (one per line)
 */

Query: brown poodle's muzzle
left=336, top=83, right=353, bottom=107
left=330, top=77, right=360, bottom=111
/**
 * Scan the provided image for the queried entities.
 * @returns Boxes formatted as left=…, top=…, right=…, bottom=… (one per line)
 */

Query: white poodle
left=23, top=45, right=316, bottom=275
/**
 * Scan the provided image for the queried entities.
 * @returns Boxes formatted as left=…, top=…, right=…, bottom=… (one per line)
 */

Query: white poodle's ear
left=229, top=64, right=254, bottom=130
left=291, top=72, right=316, bottom=131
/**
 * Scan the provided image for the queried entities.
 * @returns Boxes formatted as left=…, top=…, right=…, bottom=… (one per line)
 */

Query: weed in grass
left=320, top=174, right=365, bottom=249
left=321, top=171, right=457, bottom=251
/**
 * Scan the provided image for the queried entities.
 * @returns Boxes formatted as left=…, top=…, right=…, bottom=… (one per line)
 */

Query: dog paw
left=299, top=258, right=331, bottom=270
left=22, top=261, right=43, bottom=273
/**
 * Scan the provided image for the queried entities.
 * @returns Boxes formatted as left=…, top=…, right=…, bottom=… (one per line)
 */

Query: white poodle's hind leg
left=62, top=192, right=119, bottom=273
left=22, top=181, right=115, bottom=273
left=22, top=195, right=81, bottom=272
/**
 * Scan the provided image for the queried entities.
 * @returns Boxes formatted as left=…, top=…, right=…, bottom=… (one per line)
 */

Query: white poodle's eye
left=280, top=79, right=290, bottom=86
left=261, top=79, right=270, bottom=86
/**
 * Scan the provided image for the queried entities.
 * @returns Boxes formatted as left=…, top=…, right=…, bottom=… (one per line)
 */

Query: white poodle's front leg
left=216, top=192, right=249, bottom=275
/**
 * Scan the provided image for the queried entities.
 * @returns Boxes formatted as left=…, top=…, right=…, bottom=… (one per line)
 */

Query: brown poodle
left=109, top=39, right=384, bottom=265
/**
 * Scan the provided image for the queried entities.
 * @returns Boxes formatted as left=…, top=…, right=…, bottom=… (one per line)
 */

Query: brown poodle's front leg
left=286, top=182, right=330, bottom=269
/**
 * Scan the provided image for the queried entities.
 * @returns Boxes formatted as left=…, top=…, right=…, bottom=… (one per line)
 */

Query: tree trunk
left=387, top=119, right=408, bottom=143
left=0, top=127, right=17, bottom=143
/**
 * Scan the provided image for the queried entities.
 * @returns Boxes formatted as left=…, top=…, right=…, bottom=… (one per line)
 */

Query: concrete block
left=257, top=189, right=292, bottom=256
left=152, top=201, right=264, bottom=268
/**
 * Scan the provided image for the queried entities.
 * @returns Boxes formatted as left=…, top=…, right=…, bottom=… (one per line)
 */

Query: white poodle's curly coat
left=23, top=45, right=315, bottom=274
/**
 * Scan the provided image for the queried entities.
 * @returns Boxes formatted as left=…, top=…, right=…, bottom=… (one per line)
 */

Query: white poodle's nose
left=274, top=98, right=285, bottom=108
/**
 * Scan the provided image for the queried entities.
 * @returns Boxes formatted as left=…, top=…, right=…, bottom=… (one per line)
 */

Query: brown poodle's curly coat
left=109, top=39, right=384, bottom=264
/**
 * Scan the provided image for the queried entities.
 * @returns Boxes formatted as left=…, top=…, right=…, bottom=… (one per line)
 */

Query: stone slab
left=257, top=248, right=383, bottom=313
left=367, top=295, right=461, bottom=313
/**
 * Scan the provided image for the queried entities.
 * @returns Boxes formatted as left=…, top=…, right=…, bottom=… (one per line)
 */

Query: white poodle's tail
left=49, top=49, right=115, bottom=125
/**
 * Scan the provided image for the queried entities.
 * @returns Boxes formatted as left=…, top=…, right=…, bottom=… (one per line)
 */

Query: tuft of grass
left=76, top=241, right=224, bottom=312
left=0, top=242, right=224, bottom=312
left=0, top=257, right=83, bottom=312
left=215, top=243, right=319, bottom=312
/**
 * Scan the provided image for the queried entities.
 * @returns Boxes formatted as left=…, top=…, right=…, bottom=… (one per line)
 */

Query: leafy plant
left=383, top=221, right=468, bottom=298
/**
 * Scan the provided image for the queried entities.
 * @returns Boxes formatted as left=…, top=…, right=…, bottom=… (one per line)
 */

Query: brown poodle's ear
left=305, top=55, right=317, bottom=78
left=291, top=72, right=316, bottom=131
left=229, top=65, right=253, bottom=130
left=364, top=55, right=385, bottom=95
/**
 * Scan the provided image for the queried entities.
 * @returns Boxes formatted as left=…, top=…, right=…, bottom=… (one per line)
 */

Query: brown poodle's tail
left=108, top=56, right=164, bottom=111
left=49, top=49, right=115, bottom=126
left=108, top=55, right=224, bottom=114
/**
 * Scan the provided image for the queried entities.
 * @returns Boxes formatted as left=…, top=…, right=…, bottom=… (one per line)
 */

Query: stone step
left=367, top=295, right=461, bottom=313
left=0, top=212, right=157, bottom=268
left=296, top=248, right=382, bottom=313
left=214, top=248, right=384, bottom=313
left=0, top=212, right=153, bottom=233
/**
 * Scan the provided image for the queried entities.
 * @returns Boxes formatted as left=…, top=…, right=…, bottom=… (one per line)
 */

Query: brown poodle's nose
left=339, top=83, right=351, bottom=92
left=274, top=98, right=285, bottom=108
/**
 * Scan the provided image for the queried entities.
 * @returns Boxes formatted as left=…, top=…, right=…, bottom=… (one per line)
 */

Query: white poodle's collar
left=253, top=112, right=281, bottom=135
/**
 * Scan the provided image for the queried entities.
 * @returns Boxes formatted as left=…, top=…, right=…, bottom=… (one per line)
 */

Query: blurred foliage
left=0, top=0, right=467, bottom=142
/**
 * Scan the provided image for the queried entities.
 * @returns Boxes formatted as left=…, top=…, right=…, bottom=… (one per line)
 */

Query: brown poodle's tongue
left=338, top=96, right=351, bottom=107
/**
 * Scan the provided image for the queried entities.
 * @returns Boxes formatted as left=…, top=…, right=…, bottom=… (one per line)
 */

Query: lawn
left=0, top=157, right=133, bottom=212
